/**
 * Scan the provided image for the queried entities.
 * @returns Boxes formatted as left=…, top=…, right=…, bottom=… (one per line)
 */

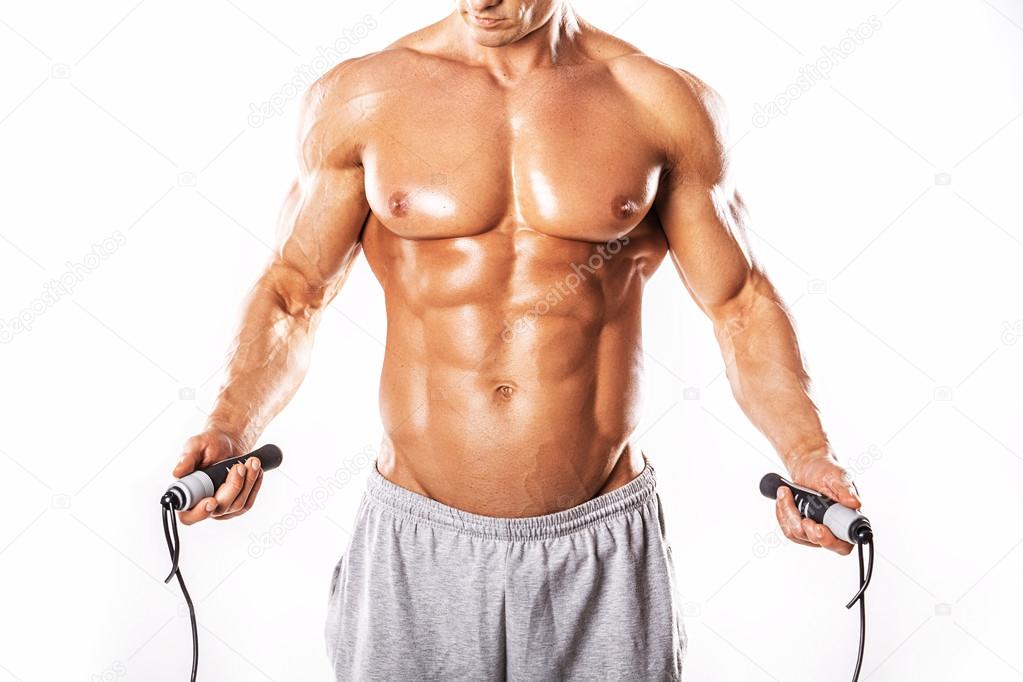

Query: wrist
left=204, top=418, right=252, bottom=453
left=783, top=441, right=833, bottom=472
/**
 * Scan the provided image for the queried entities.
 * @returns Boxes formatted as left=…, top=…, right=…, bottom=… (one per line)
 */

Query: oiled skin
left=174, top=3, right=863, bottom=554
left=359, top=45, right=669, bottom=513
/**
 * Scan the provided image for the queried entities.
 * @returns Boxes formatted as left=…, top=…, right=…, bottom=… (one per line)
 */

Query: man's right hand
left=172, top=431, right=263, bottom=525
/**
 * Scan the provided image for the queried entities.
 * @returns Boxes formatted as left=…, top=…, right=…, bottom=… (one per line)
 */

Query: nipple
left=612, top=194, right=638, bottom=220
left=388, top=191, right=410, bottom=217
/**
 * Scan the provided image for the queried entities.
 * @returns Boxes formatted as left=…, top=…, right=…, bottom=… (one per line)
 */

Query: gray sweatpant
left=324, top=460, right=686, bottom=680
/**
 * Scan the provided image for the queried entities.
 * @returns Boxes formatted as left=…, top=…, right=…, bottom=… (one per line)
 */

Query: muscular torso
left=353, top=41, right=671, bottom=516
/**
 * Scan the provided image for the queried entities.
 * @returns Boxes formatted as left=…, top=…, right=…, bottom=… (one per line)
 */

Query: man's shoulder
left=605, top=52, right=724, bottom=130
left=306, top=46, right=426, bottom=104
left=295, top=45, right=438, bottom=149
left=310, top=15, right=456, bottom=97
left=604, top=52, right=729, bottom=178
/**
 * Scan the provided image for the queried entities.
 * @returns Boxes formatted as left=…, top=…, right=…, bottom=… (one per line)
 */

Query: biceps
left=657, top=182, right=753, bottom=314
left=270, top=165, right=369, bottom=314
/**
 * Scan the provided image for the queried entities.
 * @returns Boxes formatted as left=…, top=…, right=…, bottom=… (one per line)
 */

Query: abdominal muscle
left=364, top=220, right=663, bottom=517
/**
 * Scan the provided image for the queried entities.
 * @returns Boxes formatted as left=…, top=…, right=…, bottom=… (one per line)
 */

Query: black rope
left=845, top=537, right=874, bottom=682
left=162, top=494, right=198, bottom=682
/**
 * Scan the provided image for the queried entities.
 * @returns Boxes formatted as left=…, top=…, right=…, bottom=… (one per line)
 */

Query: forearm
left=713, top=269, right=831, bottom=469
left=206, top=266, right=324, bottom=451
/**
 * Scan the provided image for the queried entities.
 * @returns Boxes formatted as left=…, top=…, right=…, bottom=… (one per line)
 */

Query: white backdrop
left=1, top=1, right=1021, bottom=680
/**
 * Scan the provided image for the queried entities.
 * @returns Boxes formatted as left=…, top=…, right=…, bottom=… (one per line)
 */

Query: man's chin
left=467, top=26, right=521, bottom=48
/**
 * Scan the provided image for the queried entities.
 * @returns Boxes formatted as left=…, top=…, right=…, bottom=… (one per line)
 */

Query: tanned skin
left=172, top=0, right=862, bottom=554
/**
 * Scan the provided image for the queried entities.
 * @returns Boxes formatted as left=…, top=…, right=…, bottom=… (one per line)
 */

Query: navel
left=388, top=191, right=410, bottom=217
left=611, top=194, right=639, bottom=220
left=496, top=384, right=515, bottom=400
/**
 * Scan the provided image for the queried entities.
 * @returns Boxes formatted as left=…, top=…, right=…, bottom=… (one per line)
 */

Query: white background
left=1, top=1, right=1021, bottom=680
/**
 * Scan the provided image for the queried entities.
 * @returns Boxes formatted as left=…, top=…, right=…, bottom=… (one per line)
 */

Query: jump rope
left=160, top=450, right=871, bottom=681
left=160, top=444, right=284, bottom=682
left=760, top=473, right=875, bottom=682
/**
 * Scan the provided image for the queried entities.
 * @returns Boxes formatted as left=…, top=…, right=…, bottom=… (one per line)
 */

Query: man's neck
left=450, top=4, right=583, bottom=79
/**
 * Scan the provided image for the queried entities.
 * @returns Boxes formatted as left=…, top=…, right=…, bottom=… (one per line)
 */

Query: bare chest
left=361, top=67, right=665, bottom=242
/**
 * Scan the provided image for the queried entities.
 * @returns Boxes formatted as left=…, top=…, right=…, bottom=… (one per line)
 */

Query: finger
left=775, top=487, right=812, bottom=544
left=801, top=518, right=853, bottom=555
left=822, top=468, right=861, bottom=510
left=227, top=458, right=260, bottom=514
left=242, top=472, right=263, bottom=511
left=178, top=497, right=218, bottom=526
left=172, top=442, right=204, bottom=478
left=217, top=474, right=263, bottom=520
left=210, top=463, right=247, bottom=517
left=216, top=474, right=263, bottom=523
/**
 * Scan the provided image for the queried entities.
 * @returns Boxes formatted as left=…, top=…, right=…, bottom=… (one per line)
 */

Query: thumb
left=172, top=435, right=209, bottom=477
left=172, top=450, right=201, bottom=478
left=824, top=469, right=861, bottom=509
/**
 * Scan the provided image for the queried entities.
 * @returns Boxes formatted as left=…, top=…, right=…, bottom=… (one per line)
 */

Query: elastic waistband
left=364, top=460, right=658, bottom=541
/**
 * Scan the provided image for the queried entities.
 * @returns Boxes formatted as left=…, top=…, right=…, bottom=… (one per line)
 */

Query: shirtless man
left=171, top=1, right=864, bottom=678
